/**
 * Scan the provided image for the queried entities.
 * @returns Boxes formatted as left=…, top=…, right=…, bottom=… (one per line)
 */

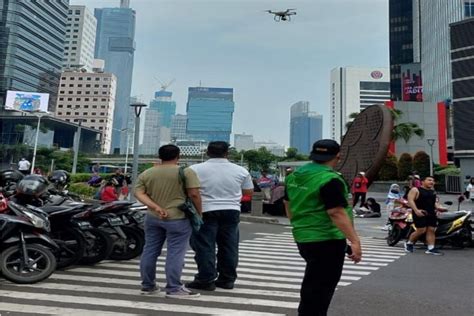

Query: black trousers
left=296, top=239, right=347, bottom=316
left=352, top=192, right=366, bottom=207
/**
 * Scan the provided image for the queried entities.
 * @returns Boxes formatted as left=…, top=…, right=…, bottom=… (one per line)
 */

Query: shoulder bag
left=178, top=166, right=203, bottom=233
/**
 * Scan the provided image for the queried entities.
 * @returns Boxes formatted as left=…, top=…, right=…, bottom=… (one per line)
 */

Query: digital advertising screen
left=4, top=90, right=50, bottom=112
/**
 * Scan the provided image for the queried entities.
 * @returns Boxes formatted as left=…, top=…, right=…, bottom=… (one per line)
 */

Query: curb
left=240, top=214, right=282, bottom=225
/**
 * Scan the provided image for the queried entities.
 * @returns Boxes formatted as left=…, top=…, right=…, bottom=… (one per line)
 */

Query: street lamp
left=427, top=138, right=435, bottom=176
left=71, top=118, right=84, bottom=175
left=113, top=127, right=132, bottom=173
left=129, top=102, right=147, bottom=202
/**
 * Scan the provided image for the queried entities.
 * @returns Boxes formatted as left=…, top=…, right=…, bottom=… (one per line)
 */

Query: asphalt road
left=0, top=220, right=472, bottom=315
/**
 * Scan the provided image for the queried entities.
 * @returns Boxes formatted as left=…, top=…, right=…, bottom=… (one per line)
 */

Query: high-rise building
left=290, top=101, right=323, bottom=155
left=254, top=140, right=286, bottom=157
left=389, top=0, right=419, bottom=101
left=330, top=67, right=390, bottom=141
left=171, top=114, right=187, bottom=141
left=0, top=0, right=69, bottom=112
left=149, top=90, right=176, bottom=128
left=186, top=87, right=234, bottom=143
left=55, top=69, right=117, bottom=153
left=94, top=4, right=136, bottom=153
left=418, top=0, right=466, bottom=103
left=234, top=133, right=254, bottom=151
left=450, top=17, right=474, bottom=180
left=63, top=6, right=97, bottom=71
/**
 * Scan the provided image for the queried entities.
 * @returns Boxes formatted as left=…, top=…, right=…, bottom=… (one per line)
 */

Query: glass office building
left=0, top=0, right=68, bottom=111
left=149, top=90, right=176, bottom=128
left=186, top=87, right=234, bottom=143
left=94, top=6, right=136, bottom=153
left=290, top=101, right=323, bottom=155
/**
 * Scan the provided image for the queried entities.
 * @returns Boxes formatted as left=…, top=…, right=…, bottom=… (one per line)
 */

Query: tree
left=398, top=153, right=413, bottom=181
left=243, top=147, right=277, bottom=172
left=390, top=109, right=424, bottom=143
left=378, top=153, right=398, bottom=181
left=283, top=147, right=307, bottom=161
left=413, top=151, right=430, bottom=178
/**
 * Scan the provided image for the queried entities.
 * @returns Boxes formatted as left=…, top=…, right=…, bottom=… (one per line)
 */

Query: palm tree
left=390, top=109, right=424, bottom=143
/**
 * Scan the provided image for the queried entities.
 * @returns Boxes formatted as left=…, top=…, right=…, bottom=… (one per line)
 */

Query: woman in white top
left=466, top=178, right=474, bottom=202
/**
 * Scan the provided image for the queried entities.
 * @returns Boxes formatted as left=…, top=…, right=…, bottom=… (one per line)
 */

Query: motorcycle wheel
left=452, top=225, right=472, bottom=249
left=53, top=228, right=86, bottom=269
left=0, top=244, right=56, bottom=284
left=79, top=228, right=114, bottom=265
left=387, top=225, right=403, bottom=246
left=109, top=226, right=144, bottom=260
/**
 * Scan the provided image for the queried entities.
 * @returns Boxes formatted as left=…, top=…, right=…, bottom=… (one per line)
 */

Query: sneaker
left=186, top=281, right=216, bottom=291
left=140, top=286, right=159, bottom=295
left=215, top=281, right=234, bottom=290
left=425, top=248, right=443, bottom=256
left=166, top=287, right=200, bottom=298
left=404, top=242, right=414, bottom=253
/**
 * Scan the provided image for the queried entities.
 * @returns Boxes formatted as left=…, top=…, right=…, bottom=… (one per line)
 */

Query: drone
left=266, top=9, right=296, bottom=22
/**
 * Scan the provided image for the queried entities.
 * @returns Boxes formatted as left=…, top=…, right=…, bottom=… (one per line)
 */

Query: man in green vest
left=284, top=139, right=362, bottom=316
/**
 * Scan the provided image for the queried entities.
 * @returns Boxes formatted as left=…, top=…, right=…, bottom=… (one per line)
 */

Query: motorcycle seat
left=437, top=212, right=466, bottom=222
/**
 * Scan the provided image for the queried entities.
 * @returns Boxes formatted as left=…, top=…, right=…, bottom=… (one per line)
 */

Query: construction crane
left=154, top=77, right=175, bottom=91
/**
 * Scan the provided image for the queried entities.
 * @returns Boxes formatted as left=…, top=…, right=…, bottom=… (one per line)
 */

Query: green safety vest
left=285, top=162, right=353, bottom=243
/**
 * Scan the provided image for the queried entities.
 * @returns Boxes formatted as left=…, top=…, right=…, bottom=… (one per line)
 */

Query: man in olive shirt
left=134, top=145, right=202, bottom=298
left=284, top=139, right=362, bottom=316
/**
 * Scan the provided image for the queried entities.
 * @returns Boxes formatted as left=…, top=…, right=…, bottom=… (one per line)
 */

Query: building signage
left=370, top=70, right=383, bottom=79
left=4, top=90, right=50, bottom=112
left=401, top=63, right=423, bottom=102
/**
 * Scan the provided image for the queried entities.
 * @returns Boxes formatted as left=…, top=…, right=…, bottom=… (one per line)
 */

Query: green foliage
left=397, top=153, right=413, bottom=181
left=0, top=144, right=32, bottom=164
left=138, top=163, right=154, bottom=173
left=68, top=183, right=98, bottom=199
left=434, top=166, right=461, bottom=176
left=378, top=154, right=399, bottom=181
left=243, top=147, right=277, bottom=172
left=33, top=149, right=91, bottom=173
left=283, top=147, right=308, bottom=161
left=70, top=173, right=114, bottom=183
left=413, top=151, right=431, bottom=177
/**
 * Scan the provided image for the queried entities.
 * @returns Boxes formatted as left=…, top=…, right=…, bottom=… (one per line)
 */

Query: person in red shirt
left=352, top=172, right=369, bottom=208
left=100, top=179, right=119, bottom=202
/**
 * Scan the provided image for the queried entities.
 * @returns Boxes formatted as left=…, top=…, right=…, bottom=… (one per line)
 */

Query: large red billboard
left=401, top=63, right=423, bottom=102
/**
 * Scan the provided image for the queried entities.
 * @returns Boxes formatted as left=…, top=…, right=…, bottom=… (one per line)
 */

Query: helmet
left=48, top=170, right=70, bottom=185
left=0, top=170, right=24, bottom=186
left=16, top=175, right=49, bottom=197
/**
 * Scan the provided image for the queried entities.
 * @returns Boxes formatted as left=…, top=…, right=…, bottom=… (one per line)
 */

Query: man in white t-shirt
left=187, top=141, right=254, bottom=291
left=18, top=158, right=31, bottom=175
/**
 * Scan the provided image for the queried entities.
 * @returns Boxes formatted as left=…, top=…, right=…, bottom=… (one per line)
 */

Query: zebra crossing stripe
left=0, top=303, right=139, bottom=316
left=0, top=290, right=285, bottom=316
left=8, top=283, right=300, bottom=309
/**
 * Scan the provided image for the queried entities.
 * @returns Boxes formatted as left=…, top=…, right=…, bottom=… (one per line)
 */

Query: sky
left=71, top=0, right=389, bottom=146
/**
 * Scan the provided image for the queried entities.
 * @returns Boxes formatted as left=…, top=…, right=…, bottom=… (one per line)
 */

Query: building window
left=78, top=77, right=83, bottom=81
left=58, top=112, right=62, bottom=115
left=60, top=84, right=65, bottom=87
left=94, top=84, right=99, bottom=88
left=76, top=98, right=81, bottom=101
left=92, top=106, right=97, bottom=109
left=84, top=105, right=89, bottom=108
left=87, top=77, right=91, bottom=81
left=85, top=98, right=90, bottom=101
left=68, top=84, right=74, bottom=87
left=78, top=84, right=82, bottom=87
left=66, top=112, right=71, bottom=115
left=91, top=119, right=96, bottom=123
left=83, top=112, right=87, bottom=116
left=93, top=98, right=98, bottom=101
left=465, top=2, right=474, bottom=17
left=75, top=112, right=79, bottom=115
left=67, top=98, right=73, bottom=101
left=95, top=77, right=100, bottom=81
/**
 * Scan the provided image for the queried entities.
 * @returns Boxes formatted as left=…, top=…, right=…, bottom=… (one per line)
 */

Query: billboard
left=401, top=63, right=423, bottom=102
left=4, top=90, right=49, bottom=112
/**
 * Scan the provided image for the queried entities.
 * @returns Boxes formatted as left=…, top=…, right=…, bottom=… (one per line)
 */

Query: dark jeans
left=352, top=192, right=366, bottom=207
left=190, top=209, right=240, bottom=284
left=297, top=239, right=347, bottom=316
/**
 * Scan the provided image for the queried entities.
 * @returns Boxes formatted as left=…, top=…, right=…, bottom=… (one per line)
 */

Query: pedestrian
left=385, top=183, right=401, bottom=211
left=257, top=171, right=273, bottom=201
left=465, top=178, right=474, bottom=202
left=186, top=141, right=254, bottom=291
left=91, top=163, right=100, bottom=174
left=18, top=157, right=31, bottom=175
left=284, top=139, right=362, bottom=316
left=134, top=144, right=202, bottom=297
left=405, top=176, right=444, bottom=255
left=413, top=174, right=421, bottom=188
left=100, top=178, right=119, bottom=202
left=351, top=171, right=368, bottom=208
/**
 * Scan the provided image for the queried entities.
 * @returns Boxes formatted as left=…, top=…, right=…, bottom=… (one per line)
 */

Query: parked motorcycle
left=0, top=201, right=58, bottom=284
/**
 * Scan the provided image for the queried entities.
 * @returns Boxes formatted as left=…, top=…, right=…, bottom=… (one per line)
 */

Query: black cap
left=309, top=139, right=340, bottom=162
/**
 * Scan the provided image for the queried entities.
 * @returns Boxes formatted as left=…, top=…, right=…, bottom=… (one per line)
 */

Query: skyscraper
left=330, top=67, right=390, bottom=141
left=63, top=5, right=97, bottom=71
left=290, top=101, right=323, bottom=155
left=0, top=0, right=69, bottom=111
left=149, top=90, right=176, bottom=128
left=94, top=3, right=136, bottom=153
left=234, top=133, right=254, bottom=151
left=171, top=114, right=187, bottom=140
left=389, top=0, right=418, bottom=101
left=186, top=87, right=234, bottom=143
